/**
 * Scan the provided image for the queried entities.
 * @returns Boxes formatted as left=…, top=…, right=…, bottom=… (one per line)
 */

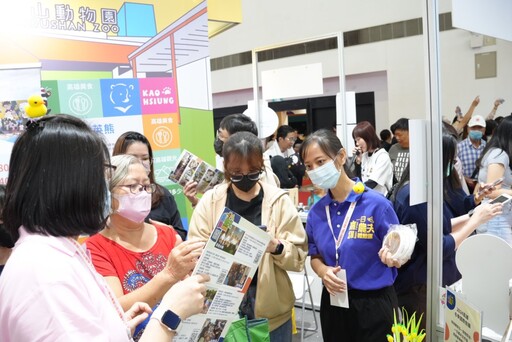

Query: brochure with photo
left=173, top=207, right=271, bottom=342
left=168, top=149, right=224, bottom=193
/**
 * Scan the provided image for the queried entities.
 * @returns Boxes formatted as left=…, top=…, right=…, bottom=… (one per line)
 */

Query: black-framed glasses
left=118, top=183, right=157, bottom=194
left=230, top=171, right=262, bottom=183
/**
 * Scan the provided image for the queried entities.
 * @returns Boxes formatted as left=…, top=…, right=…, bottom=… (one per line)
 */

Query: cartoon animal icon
left=110, top=83, right=134, bottom=113
left=25, top=95, right=48, bottom=118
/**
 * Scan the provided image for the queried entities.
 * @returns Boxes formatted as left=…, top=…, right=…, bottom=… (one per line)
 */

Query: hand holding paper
left=329, top=269, right=349, bottom=308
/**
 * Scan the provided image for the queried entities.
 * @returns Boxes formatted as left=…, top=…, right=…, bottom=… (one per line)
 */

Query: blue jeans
left=269, top=318, right=292, bottom=342
left=476, top=210, right=512, bottom=246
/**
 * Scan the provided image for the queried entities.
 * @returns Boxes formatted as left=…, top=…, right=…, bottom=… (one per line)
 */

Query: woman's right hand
left=471, top=202, right=503, bottom=225
left=351, top=147, right=362, bottom=164
left=321, top=265, right=346, bottom=296
left=184, top=181, right=199, bottom=207
left=165, top=239, right=205, bottom=282
left=160, top=274, right=210, bottom=320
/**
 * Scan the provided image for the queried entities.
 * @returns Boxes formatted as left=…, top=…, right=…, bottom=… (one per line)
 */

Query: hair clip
left=25, top=119, right=45, bottom=131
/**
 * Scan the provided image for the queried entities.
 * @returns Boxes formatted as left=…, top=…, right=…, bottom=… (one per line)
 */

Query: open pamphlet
left=173, top=207, right=272, bottom=342
left=168, top=149, right=224, bottom=193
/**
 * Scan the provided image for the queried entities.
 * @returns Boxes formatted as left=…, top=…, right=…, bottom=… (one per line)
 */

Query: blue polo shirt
left=306, top=180, right=398, bottom=291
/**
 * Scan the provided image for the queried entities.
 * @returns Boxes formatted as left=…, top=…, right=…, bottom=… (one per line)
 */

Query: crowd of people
left=0, top=97, right=510, bottom=341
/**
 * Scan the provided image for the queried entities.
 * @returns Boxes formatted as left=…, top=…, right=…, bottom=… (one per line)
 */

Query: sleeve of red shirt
left=85, top=235, right=118, bottom=277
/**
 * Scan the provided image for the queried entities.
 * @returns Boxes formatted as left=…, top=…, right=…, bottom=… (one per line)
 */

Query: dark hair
left=4, top=115, right=109, bottom=241
left=390, top=118, right=409, bottom=133
left=442, top=121, right=458, bottom=140
left=219, top=114, right=258, bottom=136
left=485, top=119, right=498, bottom=139
left=300, top=129, right=351, bottom=175
left=0, top=184, right=14, bottom=248
left=476, top=115, right=512, bottom=170
left=276, top=125, right=296, bottom=140
left=113, top=131, right=163, bottom=208
left=442, top=131, right=462, bottom=201
left=380, top=129, right=391, bottom=141
left=222, top=132, right=263, bottom=180
left=352, top=121, right=381, bottom=151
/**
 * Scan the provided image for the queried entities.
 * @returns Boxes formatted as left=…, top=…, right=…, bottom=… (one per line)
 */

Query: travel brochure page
left=168, top=149, right=224, bottom=193
left=174, top=207, right=271, bottom=342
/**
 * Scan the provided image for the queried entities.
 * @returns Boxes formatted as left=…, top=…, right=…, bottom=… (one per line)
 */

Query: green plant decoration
left=386, top=307, right=426, bottom=342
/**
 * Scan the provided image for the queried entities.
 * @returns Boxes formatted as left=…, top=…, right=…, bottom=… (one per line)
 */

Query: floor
left=292, top=306, right=323, bottom=341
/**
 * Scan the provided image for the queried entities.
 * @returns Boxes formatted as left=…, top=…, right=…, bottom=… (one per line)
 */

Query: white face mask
left=306, top=159, right=341, bottom=190
left=113, top=191, right=152, bottom=223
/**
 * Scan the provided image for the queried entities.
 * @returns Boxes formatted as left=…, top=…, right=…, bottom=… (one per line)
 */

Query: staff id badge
left=330, top=269, right=349, bottom=308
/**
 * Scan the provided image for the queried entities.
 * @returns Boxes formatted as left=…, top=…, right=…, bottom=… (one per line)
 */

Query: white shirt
left=361, top=148, right=393, bottom=196
left=264, top=141, right=295, bottom=159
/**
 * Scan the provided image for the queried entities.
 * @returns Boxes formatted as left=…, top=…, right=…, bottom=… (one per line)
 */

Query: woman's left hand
left=378, top=246, right=402, bottom=268
left=125, top=302, right=152, bottom=335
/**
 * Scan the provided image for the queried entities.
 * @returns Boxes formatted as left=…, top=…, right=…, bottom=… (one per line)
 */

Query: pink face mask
left=113, top=191, right=152, bottom=223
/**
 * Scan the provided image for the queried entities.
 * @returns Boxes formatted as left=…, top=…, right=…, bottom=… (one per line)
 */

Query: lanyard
left=325, top=201, right=357, bottom=266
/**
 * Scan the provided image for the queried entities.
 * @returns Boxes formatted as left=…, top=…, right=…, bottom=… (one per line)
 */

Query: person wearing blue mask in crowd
left=300, top=129, right=402, bottom=342
left=457, top=115, right=486, bottom=192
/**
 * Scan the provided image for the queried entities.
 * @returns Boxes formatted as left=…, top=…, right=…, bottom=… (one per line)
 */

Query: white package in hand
left=382, top=224, right=418, bottom=265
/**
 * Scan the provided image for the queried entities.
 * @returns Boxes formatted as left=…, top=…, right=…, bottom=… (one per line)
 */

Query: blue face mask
left=307, top=159, right=341, bottom=190
left=468, top=130, right=483, bottom=141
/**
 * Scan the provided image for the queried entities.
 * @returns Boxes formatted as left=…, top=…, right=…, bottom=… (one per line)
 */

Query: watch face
left=161, top=310, right=181, bottom=331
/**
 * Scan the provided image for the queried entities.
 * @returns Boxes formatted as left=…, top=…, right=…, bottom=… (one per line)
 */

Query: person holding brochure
left=300, top=129, right=401, bottom=342
left=188, top=131, right=307, bottom=342
left=183, top=114, right=278, bottom=208
left=86, top=154, right=205, bottom=339
left=113, top=131, right=187, bottom=240
left=0, top=114, right=209, bottom=342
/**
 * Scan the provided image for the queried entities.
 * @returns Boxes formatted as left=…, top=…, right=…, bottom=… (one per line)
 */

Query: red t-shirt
left=86, top=224, right=178, bottom=295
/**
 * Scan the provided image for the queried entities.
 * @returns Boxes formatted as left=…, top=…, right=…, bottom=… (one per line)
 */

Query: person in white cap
left=457, top=114, right=487, bottom=191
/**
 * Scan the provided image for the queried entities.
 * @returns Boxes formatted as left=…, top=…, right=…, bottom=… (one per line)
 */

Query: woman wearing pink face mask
left=86, top=155, right=204, bottom=340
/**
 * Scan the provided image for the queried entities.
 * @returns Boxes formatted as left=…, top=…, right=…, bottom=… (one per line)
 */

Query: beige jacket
left=189, top=181, right=307, bottom=331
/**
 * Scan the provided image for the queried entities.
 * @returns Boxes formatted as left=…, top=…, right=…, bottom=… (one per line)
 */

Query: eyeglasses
left=104, top=163, right=117, bottom=179
left=118, top=183, right=157, bottom=194
left=230, top=171, right=262, bottom=183
left=286, top=137, right=297, bottom=143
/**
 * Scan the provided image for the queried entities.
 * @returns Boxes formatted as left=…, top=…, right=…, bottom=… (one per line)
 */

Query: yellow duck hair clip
left=352, top=181, right=365, bottom=194
left=25, top=94, right=48, bottom=119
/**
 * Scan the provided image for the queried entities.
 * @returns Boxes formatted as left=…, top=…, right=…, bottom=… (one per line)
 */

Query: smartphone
left=490, top=194, right=512, bottom=205
left=477, top=177, right=504, bottom=196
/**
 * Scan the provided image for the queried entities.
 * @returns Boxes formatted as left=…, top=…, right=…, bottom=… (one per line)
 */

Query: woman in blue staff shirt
left=300, top=129, right=401, bottom=342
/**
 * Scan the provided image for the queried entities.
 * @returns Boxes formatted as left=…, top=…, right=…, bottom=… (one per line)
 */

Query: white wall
left=209, top=0, right=512, bottom=131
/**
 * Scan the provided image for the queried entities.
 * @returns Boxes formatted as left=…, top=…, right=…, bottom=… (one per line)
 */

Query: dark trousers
left=320, top=286, right=398, bottom=342
left=396, top=284, right=427, bottom=331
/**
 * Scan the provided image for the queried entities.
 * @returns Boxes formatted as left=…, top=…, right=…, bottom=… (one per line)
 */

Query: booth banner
left=0, top=0, right=215, bottom=229
left=444, top=288, right=482, bottom=342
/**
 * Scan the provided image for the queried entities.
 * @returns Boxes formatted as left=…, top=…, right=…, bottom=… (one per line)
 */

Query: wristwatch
left=271, top=241, right=284, bottom=255
left=156, top=309, right=182, bottom=333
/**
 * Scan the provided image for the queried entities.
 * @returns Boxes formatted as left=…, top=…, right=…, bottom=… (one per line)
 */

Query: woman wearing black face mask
left=188, top=131, right=308, bottom=342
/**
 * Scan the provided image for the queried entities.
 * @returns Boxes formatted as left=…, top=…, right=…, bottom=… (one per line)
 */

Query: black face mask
left=232, top=176, right=258, bottom=192
left=213, top=138, right=224, bottom=156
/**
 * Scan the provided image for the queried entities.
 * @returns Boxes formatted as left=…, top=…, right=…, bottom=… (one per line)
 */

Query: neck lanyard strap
left=325, top=201, right=357, bottom=266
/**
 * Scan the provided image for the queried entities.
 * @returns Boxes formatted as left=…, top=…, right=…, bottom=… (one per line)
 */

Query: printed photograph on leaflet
left=168, top=149, right=224, bottom=193
left=173, top=207, right=271, bottom=342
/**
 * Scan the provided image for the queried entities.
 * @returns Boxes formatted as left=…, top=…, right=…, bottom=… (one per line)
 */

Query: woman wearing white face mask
left=86, top=155, right=205, bottom=340
left=300, top=129, right=401, bottom=342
